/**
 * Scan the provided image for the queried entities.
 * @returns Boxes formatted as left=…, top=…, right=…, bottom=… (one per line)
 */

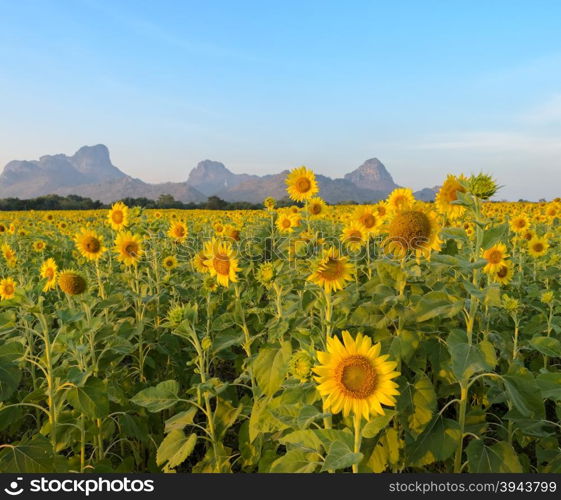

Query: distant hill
left=0, top=146, right=438, bottom=203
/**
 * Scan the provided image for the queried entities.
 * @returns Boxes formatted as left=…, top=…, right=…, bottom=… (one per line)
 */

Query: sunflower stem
left=352, top=413, right=362, bottom=473
left=453, top=383, right=468, bottom=473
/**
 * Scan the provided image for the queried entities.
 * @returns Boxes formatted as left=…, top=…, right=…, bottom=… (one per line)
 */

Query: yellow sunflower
left=492, top=261, right=513, bottom=285
left=286, top=166, right=319, bottom=202
left=192, top=250, right=211, bottom=273
left=482, top=243, right=508, bottom=273
left=263, top=197, right=276, bottom=211
left=1, top=244, right=16, bottom=262
left=107, top=201, right=129, bottom=231
left=224, top=224, right=240, bottom=241
left=203, top=238, right=241, bottom=287
left=307, top=197, right=327, bottom=218
left=168, top=221, right=188, bottom=242
left=74, top=228, right=106, bottom=261
left=383, top=206, right=442, bottom=259
left=33, top=240, right=47, bottom=252
left=510, top=214, right=529, bottom=233
left=386, top=188, right=415, bottom=214
left=0, top=277, right=16, bottom=300
left=308, top=247, right=354, bottom=293
left=276, top=212, right=300, bottom=233
left=40, top=258, right=58, bottom=292
left=353, top=206, right=380, bottom=234
left=114, top=232, right=144, bottom=266
left=213, top=221, right=225, bottom=235
left=340, top=222, right=367, bottom=251
left=435, top=174, right=467, bottom=219
left=163, top=255, right=178, bottom=271
left=528, top=237, right=549, bottom=258
left=58, top=270, right=87, bottom=295
left=314, top=331, right=400, bottom=420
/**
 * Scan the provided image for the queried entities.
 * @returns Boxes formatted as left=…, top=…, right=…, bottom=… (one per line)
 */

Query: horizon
left=1, top=1, right=561, bottom=201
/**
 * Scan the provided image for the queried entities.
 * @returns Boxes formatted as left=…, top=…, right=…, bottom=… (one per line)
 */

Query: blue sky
left=1, top=0, right=561, bottom=200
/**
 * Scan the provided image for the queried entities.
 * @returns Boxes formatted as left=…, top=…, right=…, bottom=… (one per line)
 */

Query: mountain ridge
left=0, top=145, right=438, bottom=203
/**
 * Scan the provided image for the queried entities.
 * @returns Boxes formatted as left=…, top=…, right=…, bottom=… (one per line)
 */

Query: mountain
left=0, top=145, right=206, bottom=203
left=344, top=158, right=399, bottom=192
left=186, top=160, right=258, bottom=196
left=0, top=145, right=438, bottom=203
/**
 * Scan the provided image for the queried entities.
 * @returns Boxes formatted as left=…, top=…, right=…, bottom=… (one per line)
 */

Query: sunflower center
left=348, top=230, right=362, bottom=242
left=487, top=249, right=503, bottom=264
left=388, top=211, right=431, bottom=250
left=318, top=257, right=344, bottom=281
left=360, top=214, right=376, bottom=228
left=310, top=204, right=321, bottom=215
left=84, top=236, right=101, bottom=253
left=4, top=284, right=14, bottom=295
left=213, top=254, right=230, bottom=276
left=533, top=243, right=544, bottom=253
left=281, top=218, right=291, bottom=228
left=295, top=177, right=311, bottom=193
left=336, top=355, right=377, bottom=399
left=45, top=268, right=55, bottom=279
left=112, top=211, right=124, bottom=224
left=125, top=242, right=139, bottom=257
left=497, top=265, right=508, bottom=278
left=174, top=227, right=185, bottom=237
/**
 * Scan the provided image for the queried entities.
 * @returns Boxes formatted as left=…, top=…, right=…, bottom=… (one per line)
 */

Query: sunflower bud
left=468, top=173, right=498, bottom=200
left=289, top=350, right=313, bottom=382
left=541, top=291, right=555, bottom=305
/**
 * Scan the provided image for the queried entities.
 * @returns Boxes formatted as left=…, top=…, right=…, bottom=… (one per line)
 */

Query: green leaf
left=253, top=341, right=291, bottom=396
left=447, top=329, right=489, bottom=382
left=479, top=339, right=497, bottom=369
left=408, top=373, right=436, bottom=436
left=66, top=377, right=109, bottom=419
left=536, top=372, right=561, bottom=401
left=321, top=440, right=363, bottom=472
left=529, top=336, right=561, bottom=357
left=466, top=440, right=522, bottom=472
left=415, top=291, right=463, bottom=322
left=156, top=431, right=197, bottom=471
left=362, top=410, right=396, bottom=438
left=481, top=223, right=508, bottom=250
left=0, top=360, right=21, bottom=401
left=0, top=435, right=54, bottom=472
left=280, top=430, right=323, bottom=452
left=408, top=416, right=461, bottom=466
left=503, top=372, right=544, bottom=418
left=131, top=380, right=180, bottom=413
left=270, top=449, right=318, bottom=473
left=165, top=407, right=198, bottom=433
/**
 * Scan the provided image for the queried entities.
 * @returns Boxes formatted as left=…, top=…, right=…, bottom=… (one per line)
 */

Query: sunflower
left=435, top=175, right=467, bottom=219
left=353, top=206, right=380, bottom=233
left=224, top=224, right=240, bottom=241
left=276, top=212, right=300, bottom=233
left=482, top=243, right=508, bottom=273
left=308, top=247, right=354, bottom=293
left=32, top=240, right=47, bottom=252
left=307, top=197, right=327, bottom=218
left=1, top=244, right=16, bottom=262
left=203, top=238, right=241, bottom=287
left=40, top=258, right=58, bottom=292
left=383, top=207, right=442, bottom=259
left=213, top=221, right=225, bottom=235
left=510, top=214, right=529, bottom=233
left=286, top=166, right=319, bottom=202
left=192, top=250, right=211, bottom=273
left=168, top=221, right=188, bottom=242
left=386, top=188, right=415, bottom=214
left=341, top=222, right=367, bottom=251
left=256, top=262, right=275, bottom=287
left=107, top=201, right=129, bottom=231
left=314, top=331, right=400, bottom=420
left=0, top=277, right=16, bottom=300
left=263, top=197, right=276, bottom=211
left=114, top=232, right=144, bottom=266
left=528, top=237, right=549, bottom=258
left=492, top=261, right=513, bottom=285
left=163, top=255, right=178, bottom=271
left=74, top=228, right=106, bottom=261
left=58, top=270, right=87, bottom=295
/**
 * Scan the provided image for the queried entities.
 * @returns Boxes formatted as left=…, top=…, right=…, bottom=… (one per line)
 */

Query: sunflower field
left=1, top=170, right=561, bottom=473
